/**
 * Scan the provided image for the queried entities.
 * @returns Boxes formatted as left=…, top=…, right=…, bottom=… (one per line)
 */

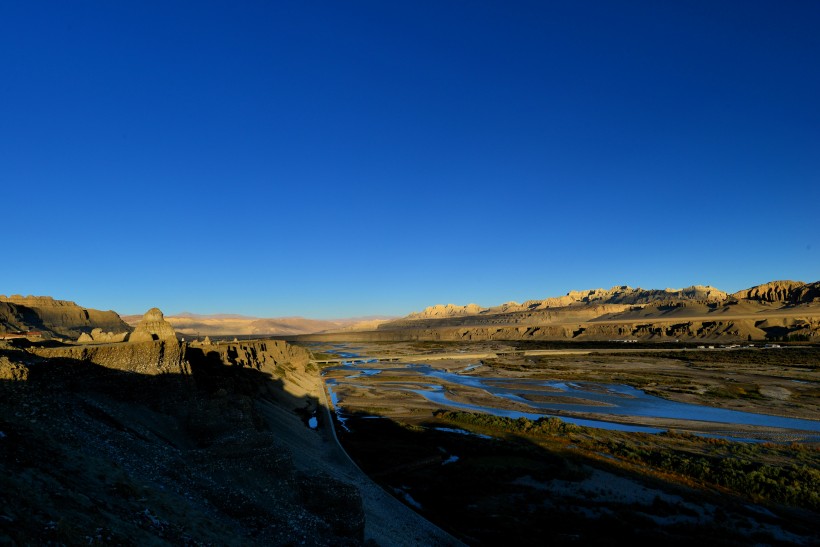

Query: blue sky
left=2, top=1, right=818, bottom=318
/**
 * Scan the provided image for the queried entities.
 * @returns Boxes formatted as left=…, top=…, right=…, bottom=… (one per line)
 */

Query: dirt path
left=256, top=376, right=463, bottom=546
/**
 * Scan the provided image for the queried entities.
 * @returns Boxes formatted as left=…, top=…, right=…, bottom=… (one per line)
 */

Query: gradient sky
left=2, top=1, right=818, bottom=318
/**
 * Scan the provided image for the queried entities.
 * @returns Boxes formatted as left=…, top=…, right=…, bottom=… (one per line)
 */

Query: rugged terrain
left=306, top=281, right=820, bottom=343
left=0, top=296, right=129, bottom=340
left=0, top=306, right=459, bottom=545
left=0, top=340, right=365, bottom=544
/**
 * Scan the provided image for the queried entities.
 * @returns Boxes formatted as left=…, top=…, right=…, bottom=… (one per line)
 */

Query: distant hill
left=123, top=313, right=396, bottom=337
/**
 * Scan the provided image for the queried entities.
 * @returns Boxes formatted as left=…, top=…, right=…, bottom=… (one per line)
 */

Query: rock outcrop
left=128, top=308, right=177, bottom=343
left=0, top=354, right=28, bottom=381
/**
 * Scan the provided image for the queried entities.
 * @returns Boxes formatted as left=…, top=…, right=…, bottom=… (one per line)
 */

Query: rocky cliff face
left=504, top=285, right=728, bottom=312
left=407, top=303, right=485, bottom=319
left=328, top=281, right=820, bottom=343
left=0, top=295, right=130, bottom=339
left=732, top=280, right=820, bottom=304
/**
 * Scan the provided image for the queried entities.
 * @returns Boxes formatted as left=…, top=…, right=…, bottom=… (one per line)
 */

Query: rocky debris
left=0, top=295, right=129, bottom=339
left=77, top=328, right=128, bottom=344
left=0, top=355, right=28, bottom=381
left=129, top=308, right=178, bottom=343
left=299, top=473, right=366, bottom=538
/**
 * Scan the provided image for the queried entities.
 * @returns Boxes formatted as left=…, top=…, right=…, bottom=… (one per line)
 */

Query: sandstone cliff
left=732, top=280, right=820, bottom=304
left=407, top=303, right=485, bottom=319
left=0, top=295, right=130, bottom=339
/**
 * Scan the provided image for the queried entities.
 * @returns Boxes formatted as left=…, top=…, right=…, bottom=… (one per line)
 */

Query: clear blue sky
left=2, top=1, right=818, bottom=318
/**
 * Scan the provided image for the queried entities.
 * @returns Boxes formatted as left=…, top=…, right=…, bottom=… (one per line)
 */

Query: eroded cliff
left=0, top=295, right=129, bottom=339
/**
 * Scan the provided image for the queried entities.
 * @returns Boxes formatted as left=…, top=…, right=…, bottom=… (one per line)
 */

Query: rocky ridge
left=407, top=303, right=485, bottom=319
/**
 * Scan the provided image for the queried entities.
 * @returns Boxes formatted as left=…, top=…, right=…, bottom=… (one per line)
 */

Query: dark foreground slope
left=0, top=339, right=364, bottom=545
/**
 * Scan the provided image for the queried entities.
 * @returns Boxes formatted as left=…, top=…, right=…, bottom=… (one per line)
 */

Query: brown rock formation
left=407, top=303, right=486, bottom=319
left=0, top=355, right=28, bottom=381
left=733, top=280, right=820, bottom=304
left=128, top=308, right=177, bottom=343
left=297, top=280, right=820, bottom=343
left=0, top=295, right=130, bottom=339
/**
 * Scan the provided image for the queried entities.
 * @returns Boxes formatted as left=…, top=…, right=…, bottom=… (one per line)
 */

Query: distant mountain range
left=3, top=280, right=819, bottom=342
left=402, top=281, right=820, bottom=321
left=310, top=280, right=820, bottom=342
left=121, top=313, right=396, bottom=337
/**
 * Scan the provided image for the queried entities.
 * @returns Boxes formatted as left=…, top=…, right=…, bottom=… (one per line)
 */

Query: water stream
left=319, top=347, right=820, bottom=440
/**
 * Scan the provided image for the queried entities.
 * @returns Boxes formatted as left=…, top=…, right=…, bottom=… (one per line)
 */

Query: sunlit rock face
left=128, top=307, right=177, bottom=342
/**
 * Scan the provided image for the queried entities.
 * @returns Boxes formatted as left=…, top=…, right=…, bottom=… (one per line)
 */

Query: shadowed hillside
left=0, top=338, right=365, bottom=545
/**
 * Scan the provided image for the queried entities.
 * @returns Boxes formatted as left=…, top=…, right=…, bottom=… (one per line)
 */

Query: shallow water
left=320, top=349, right=820, bottom=439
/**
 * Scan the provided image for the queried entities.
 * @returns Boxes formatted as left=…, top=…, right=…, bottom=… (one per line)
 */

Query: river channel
left=319, top=347, right=820, bottom=441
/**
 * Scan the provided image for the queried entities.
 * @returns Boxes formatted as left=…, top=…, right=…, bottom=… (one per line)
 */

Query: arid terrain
left=313, top=340, right=820, bottom=545
left=2, top=283, right=819, bottom=545
left=0, top=308, right=457, bottom=546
